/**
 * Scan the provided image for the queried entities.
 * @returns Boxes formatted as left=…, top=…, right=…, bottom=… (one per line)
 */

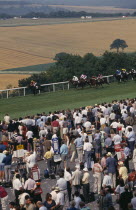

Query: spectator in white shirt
left=113, top=133, right=122, bottom=145
left=64, top=167, right=72, bottom=202
left=26, top=130, right=33, bottom=151
left=55, top=187, right=65, bottom=209
left=84, top=120, right=91, bottom=131
left=18, top=189, right=29, bottom=209
left=100, top=115, right=106, bottom=130
left=110, top=120, right=119, bottom=132
left=4, top=114, right=10, bottom=124
left=13, top=174, right=23, bottom=206
left=27, top=150, right=37, bottom=170
left=74, top=191, right=82, bottom=209
left=83, top=138, right=92, bottom=169
left=24, top=176, right=36, bottom=196
left=75, top=114, right=82, bottom=126
left=102, top=171, right=112, bottom=188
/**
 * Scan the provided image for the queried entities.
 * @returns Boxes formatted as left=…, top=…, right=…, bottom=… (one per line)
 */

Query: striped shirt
left=92, top=163, right=102, bottom=175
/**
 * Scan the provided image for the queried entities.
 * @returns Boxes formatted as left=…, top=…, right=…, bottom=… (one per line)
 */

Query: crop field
left=0, top=18, right=136, bottom=89
left=0, top=81, right=135, bottom=120
left=0, top=18, right=136, bottom=71
left=0, top=74, right=29, bottom=89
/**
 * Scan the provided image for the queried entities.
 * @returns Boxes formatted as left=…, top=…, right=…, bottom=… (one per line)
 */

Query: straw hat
left=54, top=187, right=60, bottom=192
left=3, top=150, right=8, bottom=154
left=107, top=152, right=112, bottom=157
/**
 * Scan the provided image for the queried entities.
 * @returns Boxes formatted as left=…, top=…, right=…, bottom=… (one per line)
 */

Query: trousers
left=93, top=174, right=101, bottom=194
left=76, top=147, right=83, bottom=163
left=4, top=165, right=11, bottom=182
left=109, top=173, right=116, bottom=188
left=1, top=195, right=8, bottom=210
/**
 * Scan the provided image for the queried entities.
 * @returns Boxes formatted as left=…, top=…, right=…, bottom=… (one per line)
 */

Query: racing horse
left=87, top=77, right=108, bottom=88
left=69, top=78, right=87, bottom=89
left=129, top=69, right=136, bottom=80
left=28, top=81, right=42, bottom=95
left=114, top=72, right=129, bottom=83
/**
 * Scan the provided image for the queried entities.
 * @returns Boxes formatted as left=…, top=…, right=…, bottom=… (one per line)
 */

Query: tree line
left=1, top=10, right=136, bottom=19
left=19, top=51, right=136, bottom=87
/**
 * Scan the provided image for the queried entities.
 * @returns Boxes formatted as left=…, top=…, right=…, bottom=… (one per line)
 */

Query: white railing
left=0, top=75, right=113, bottom=99
left=0, top=81, right=70, bottom=99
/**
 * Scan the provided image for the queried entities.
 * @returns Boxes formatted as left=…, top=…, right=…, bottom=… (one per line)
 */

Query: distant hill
left=0, top=0, right=136, bottom=15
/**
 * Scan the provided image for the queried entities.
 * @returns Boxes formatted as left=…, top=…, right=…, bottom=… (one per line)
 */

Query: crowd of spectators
left=0, top=98, right=136, bottom=210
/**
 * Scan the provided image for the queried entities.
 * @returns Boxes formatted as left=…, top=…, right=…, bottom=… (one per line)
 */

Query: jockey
left=116, top=69, right=121, bottom=75
left=121, top=68, right=127, bottom=73
left=30, top=80, right=34, bottom=86
left=73, top=76, right=79, bottom=82
left=92, top=76, right=97, bottom=80
left=132, top=69, right=136, bottom=73
left=98, top=74, right=103, bottom=79
left=80, top=74, right=87, bottom=80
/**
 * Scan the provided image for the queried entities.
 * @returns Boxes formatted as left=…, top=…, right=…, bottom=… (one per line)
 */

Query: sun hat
left=54, top=187, right=60, bottom=192
left=107, top=152, right=112, bottom=157
left=3, top=150, right=8, bottom=154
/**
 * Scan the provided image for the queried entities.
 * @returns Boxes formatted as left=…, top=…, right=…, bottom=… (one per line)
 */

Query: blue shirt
left=0, top=153, right=6, bottom=163
left=106, top=157, right=117, bottom=174
left=74, top=137, right=83, bottom=148
left=2, top=154, right=12, bottom=165
left=0, top=145, right=6, bottom=151
left=60, top=144, right=68, bottom=155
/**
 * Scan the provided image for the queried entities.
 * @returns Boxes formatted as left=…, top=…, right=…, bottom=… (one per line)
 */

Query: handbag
left=53, top=154, right=62, bottom=162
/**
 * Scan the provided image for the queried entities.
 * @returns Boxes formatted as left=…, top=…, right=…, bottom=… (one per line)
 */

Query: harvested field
left=48, top=5, right=136, bottom=14
left=0, top=18, right=136, bottom=71
left=0, top=74, right=29, bottom=89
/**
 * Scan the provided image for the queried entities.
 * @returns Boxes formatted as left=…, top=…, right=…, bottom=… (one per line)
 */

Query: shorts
left=0, top=163, right=5, bottom=171
left=63, top=128, right=68, bottom=135
left=61, top=154, right=67, bottom=162
left=95, top=147, right=101, bottom=153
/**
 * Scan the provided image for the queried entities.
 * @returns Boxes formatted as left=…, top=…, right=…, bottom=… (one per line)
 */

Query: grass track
left=0, top=81, right=136, bottom=120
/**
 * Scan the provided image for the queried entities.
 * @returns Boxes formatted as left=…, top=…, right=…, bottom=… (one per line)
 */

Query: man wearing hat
left=82, top=168, right=90, bottom=203
left=55, top=187, right=65, bottom=210
left=106, top=152, right=117, bottom=189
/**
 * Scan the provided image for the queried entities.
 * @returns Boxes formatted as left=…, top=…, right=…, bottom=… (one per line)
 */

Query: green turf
left=0, top=81, right=136, bottom=120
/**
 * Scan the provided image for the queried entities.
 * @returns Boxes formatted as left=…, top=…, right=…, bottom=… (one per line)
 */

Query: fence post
left=53, top=84, right=55, bottom=92
left=107, top=76, right=109, bottom=83
left=39, top=90, right=41, bottom=94
left=62, top=83, right=64, bottom=90
left=24, top=88, right=26, bottom=96
left=7, top=90, right=8, bottom=99
left=68, top=82, right=70, bottom=90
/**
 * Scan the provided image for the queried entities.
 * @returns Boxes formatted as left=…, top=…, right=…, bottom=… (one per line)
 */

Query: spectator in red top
left=51, top=118, right=59, bottom=133
left=0, top=186, right=8, bottom=210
